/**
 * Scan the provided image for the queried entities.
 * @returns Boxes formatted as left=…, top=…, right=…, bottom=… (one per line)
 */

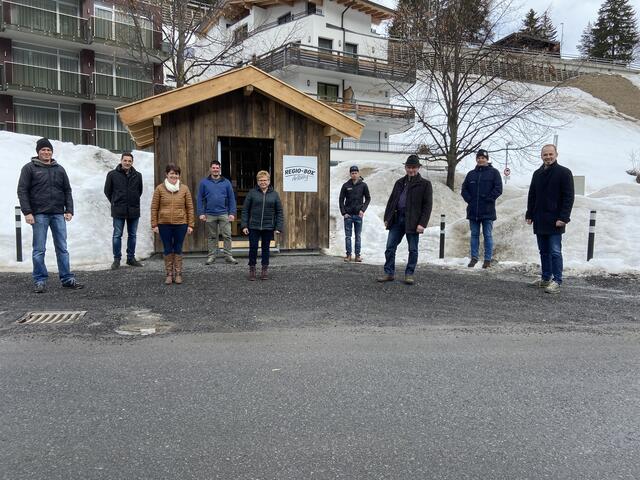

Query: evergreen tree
left=388, top=0, right=432, bottom=39
left=577, top=22, right=595, bottom=57
left=591, top=0, right=639, bottom=62
left=389, top=0, right=491, bottom=42
left=520, top=9, right=541, bottom=36
left=539, top=10, right=558, bottom=41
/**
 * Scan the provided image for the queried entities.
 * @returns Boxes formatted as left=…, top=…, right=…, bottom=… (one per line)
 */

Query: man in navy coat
left=461, top=149, right=503, bottom=268
left=526, top=144, right=575, bottom=294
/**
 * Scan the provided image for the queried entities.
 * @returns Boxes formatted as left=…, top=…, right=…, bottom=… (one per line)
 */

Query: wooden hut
left=116, top=65, right=363, bottom=253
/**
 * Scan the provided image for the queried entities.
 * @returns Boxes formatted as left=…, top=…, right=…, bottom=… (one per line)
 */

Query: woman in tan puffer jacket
left=151, top=164, right=195, bottom=285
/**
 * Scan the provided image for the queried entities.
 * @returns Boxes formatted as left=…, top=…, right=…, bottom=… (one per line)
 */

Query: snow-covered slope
left=330, top=81, right=640, bottom=275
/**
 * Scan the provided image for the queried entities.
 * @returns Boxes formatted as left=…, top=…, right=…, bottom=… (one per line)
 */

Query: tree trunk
left=446, top=151, right=457, bottom=190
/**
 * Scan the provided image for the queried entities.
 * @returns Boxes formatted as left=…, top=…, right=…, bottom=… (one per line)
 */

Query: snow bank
left=1, top=131, right=155, bottom=272
left=329, top=161, right=640, bottom=275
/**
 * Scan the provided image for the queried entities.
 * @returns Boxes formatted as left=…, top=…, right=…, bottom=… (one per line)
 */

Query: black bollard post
left=15, top=206, right=23, bottom=262
left=439, top=214, right=445, bottom=259
left=587, top=210, right=596, bottom=261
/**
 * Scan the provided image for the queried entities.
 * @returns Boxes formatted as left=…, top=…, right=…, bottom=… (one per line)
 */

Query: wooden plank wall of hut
left=153, top=88, right=330, bottom=253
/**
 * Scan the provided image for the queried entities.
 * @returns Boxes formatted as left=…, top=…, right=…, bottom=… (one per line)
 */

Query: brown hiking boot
left=354, top=255, right=363, bottom=263
left=376, top=274, right=394, bottom=282
left=260, top=266, right=269, bottom=280
left=344, top=255, right=352, bottom=262
left=249, top=266, right=256, bottom=281
left=164, top=254, right=174, bottom=285
left=403, top=275, right=415, bottom=285
left=174, top=254, right=183, bottom=284
left=482, top=260, right=491, bottom=269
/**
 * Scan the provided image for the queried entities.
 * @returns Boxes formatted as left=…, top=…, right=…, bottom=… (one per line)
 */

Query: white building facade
left=206, top=0, right=416, bottom=156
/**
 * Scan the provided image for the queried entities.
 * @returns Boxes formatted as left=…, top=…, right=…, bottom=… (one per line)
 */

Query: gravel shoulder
left=1, top=255, right=638, bottom=340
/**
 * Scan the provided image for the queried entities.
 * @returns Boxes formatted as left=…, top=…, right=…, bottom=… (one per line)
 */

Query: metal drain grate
left=18, top=311, right=87, bottom=325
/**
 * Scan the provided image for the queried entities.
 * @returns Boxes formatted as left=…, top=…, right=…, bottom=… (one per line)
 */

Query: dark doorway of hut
left=218, top=137, right=276, bottom=250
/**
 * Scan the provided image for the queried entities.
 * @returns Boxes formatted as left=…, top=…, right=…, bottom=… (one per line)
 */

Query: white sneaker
left=529, top=279, right=551, bottom=288
left=544, top=280, right=561, bottom=294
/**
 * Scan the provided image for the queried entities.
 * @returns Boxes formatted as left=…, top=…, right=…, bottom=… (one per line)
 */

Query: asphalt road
left=1, top=256, right=639, bottom=479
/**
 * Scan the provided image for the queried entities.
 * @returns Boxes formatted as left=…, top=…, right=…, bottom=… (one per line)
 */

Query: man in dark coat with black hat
left=461, top=149, right=503, bottom=269
left=377, top=154, right=433, bottom=285
left=526, top=144, right=574, bottom=294
left=17, top=138, right=84, bottom=293
left=104, top=151, right=144, bottom=269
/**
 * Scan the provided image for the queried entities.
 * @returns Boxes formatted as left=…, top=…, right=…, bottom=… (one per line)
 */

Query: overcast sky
left=377, top=0, right=640, bottom=55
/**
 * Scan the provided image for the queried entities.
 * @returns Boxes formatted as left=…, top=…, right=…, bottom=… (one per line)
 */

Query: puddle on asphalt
left=115, top=309, right=174, bottom=336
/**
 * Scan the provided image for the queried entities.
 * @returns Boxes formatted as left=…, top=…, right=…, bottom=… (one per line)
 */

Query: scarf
left=164, top=179, right=180, bottom=192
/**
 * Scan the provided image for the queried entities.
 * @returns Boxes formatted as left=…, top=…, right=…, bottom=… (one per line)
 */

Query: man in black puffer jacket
left=338, top=165, right=371, bottom=262
left=461, top=149, right=503, bottom=269
left=526, top=144, right=574, bottom=294
left=377, top=155, right=433, bottom=285
left=104, top=152, right=144, bottom=269
left=17, top=138, right=83, bottom=293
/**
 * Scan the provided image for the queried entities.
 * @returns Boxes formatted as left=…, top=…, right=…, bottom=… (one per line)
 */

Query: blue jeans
left=344, top=215, right=363, bottom=256
left=384, top=214, right=419, bottom=276
left=31, top=214, right=74, bottom=285
left=158, top=224, right=188, bottom=255
left=248, top=229, right=274, bottom=266
left=469, top=219, right=494, bottom=261
left=536, top=234, right=563, bottom=284
left=112, top=217, right=139, bottom=260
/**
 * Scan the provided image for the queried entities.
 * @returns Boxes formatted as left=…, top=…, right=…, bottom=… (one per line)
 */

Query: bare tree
left=118, top=0, right=304, bottom=88
left=627, top=149, right=640, bottom=183
left=389, top=0, right=567, bottom=190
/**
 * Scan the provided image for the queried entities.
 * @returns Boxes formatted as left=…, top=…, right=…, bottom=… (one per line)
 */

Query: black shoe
left=467, top=258, right=478, bottom=268
left=111, top=259, right=120, bottom=270
left=126, top=258, right=144, bottom=267
left=34, top=282, right=46, bottom=293
left=62, top=280, right=84, bottom=290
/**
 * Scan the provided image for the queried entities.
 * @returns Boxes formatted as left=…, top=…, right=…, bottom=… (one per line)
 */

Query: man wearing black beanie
left=17, top=138, right=84, bottom=293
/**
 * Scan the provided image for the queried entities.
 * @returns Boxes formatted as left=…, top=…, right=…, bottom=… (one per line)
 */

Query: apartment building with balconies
left=0, top=0, right=164, bottom=151
left=205, top=0, right=416, bottom=154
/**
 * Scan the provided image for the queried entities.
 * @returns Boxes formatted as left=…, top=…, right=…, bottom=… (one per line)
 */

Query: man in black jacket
left=338, top=165, right=371, bottom=262
left=17, top=138, right=83, bottom=293
left=461, top=149, right=503, bottom=269
left=377, top=155, right=433, bottom=285
left=104, top=152, right=144, bottom=269
left=526, top=144, right=574, bottom=294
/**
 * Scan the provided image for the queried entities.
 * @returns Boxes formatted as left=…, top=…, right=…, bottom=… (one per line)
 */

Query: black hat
left=404, top=154, right=421, bottom=166
left=349, top=165, right=359, bottom=173
left=476, top=149, right=489, bottom=159
left=36, top=138, right=53, bottom=153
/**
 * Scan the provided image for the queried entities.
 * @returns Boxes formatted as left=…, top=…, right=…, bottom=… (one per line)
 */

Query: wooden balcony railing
left=252, top=43, right=416, bottom=83
left=314, top=95, right=415, bottom=120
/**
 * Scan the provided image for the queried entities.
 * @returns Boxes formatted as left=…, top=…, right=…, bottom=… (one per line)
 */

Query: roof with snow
left=116, top=65, right=364, bottom=148
left=492, top=33, right=560, bottom=53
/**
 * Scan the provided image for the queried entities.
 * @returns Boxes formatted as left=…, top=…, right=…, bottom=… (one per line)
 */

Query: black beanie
left=36, top=138, right=53, bottom=153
